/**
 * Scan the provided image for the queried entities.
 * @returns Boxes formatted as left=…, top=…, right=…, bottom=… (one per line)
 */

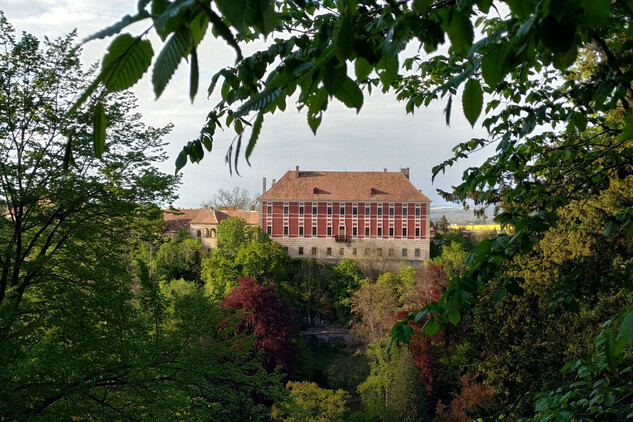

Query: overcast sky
left=3, top=1, right=492, bottom=208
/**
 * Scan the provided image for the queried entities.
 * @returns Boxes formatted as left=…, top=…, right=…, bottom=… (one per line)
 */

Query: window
left=298, top=247, right=304, bottom=255
left=365, top=206, right=370, bottom=215
left=365, top=227, right=370, bottom=236
left=377, top=227, right=382, bottom=237
left=299, top=206, right=304, bottom=215
left=352, top=206, right=358, bottom=215
left=402, top=227, right=407, bottom=237
left=267, top=205, right=272, bottom=214
left=377, top=207, right=383, bottom=216
left=389, top=248, right=394, bottom=256
left=415, top=227, right=420, bottom=237
left=339, top=248, right=344, bottom=256
left=210, top=229, right=216, bottom=238
left=327, top=227, right=332, bottom=236
left=415, top=248, right=421, bottom=257
left=283, top=247, right=289, bottom=252
left=339, top=226, right=345, bottom=236
left=312, top=206, right=317, bottom=214
left=340, top=206, right=345, bottom=215
left=402, top=207, right=407, bottom=216
left=415, top=207, right=421, bottom=216
left=204, top=229, right=210, bottom=237
left=267, top=226, right=272, bottom=235
left=377, top=248, right=382, bottom=256
left=311, top=247, right=317, bottom=255
left=353, top=248, right=357, bottom=255
left=299, top=226, right=304, bottom=236
left=389, top=206, right=394, bottom=216
left=389, top=227, right=394, bottom=237
left=402, top=248, right=408, bottom=257
left=196, top=230, right=201, bottom=237
left=312, top=226, right=317, bottom=236
left=283, top=226, right=289, bottom=235
left=327, top=206, right=332, bottom=215
left=352, top=227, right=358, bottom=236
left=327, top=247, right=332, bottom=255
left=283, top=205, right=289, bottom=214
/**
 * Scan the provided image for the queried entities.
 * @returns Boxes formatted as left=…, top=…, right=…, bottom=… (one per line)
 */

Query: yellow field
left=448, top=224, right=504, bottom=231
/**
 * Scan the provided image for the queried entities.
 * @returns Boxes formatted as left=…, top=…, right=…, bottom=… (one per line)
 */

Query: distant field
left=430, top=205, right=494, bottom=225
left=448, top=224, right=503, bottom=231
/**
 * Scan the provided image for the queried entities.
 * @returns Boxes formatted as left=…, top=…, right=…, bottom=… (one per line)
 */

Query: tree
left=271, top=381, right=350, bottom=422
left=202, top=186, right=256, bottom=210
left=0, top=19, right=287, bottom=420
left=350, top=278, right=398, bottom=343
left=222, top=276, right=299, bottom=375
left=154, top=231, right=206, bottom=282
left=329, top=258, right=365, bottom=321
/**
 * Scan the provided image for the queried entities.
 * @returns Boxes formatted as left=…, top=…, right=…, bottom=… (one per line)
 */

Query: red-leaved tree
left=222, top=277, right=298, bottom=375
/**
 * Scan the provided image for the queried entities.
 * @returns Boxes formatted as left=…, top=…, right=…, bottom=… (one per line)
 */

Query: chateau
left=258, top=167, right=431, bottom=265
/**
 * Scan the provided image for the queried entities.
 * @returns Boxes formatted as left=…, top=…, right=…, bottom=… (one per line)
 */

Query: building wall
left=188, top=224, right=218, bottom=249
left=260, top=200, right=431, bottom=262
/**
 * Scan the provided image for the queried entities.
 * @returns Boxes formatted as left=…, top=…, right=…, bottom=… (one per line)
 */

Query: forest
left=2, top=0, right=633, bottom=420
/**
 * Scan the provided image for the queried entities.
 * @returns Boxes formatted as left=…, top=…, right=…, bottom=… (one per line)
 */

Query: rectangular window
left=365, top=206, right=370, bottom=215
left=299, top=206, right=304, bottom=215
left=298, top=247, right=304, bottom=255
left=340, top=206, right=345, bottom=215
left=402, top=207, right=407, bottom=216
left=365, top=227, right=370, bottom=236
left=415, top=248, right=421, bottom=257
left=377, top=207, right=383, bottom=216
left=311, top=247, right=317, bottom=255
left=327, top=227, right=332, bottom=236
left=283, top=226, right=288, bottom=235
left=312, top=226, right=317, bottom=236
left=402, top=227, right=407, bottom=237
left=267, top=226, right=272, bottom=235
left=352, top=206, right=358, bottom=215
left=353, top=248, right=357, bottom=255
left=312, top=206, right=317, bottom=214
left=402, top=248, right=408, bottom=257
left=377, top=248, right=382, bottom=256
left=352, top=227, right=358, bottom=236
left=389, top=227, right=394, bottom=237
left=327, top=247, right=332, bottom=255
left=327, top=206, right=332, bottom=215
left=299, top=226, right=304, bottom=236
left=415, top=227, right=420, bottom=237
left=283, top=247, right=289, bottom=252
left=415, top=207, right=421, bottom=216
left=389, top=206, right=394, bottom=216
left=377, top=227, right=382, bottom=237
left=389, top=248, right=394, bottom=256
left=339, top=248, right=344, bottom=256
left=267, top=205, right=272, bottom=214
left=283, top=206, right=289, bottom=214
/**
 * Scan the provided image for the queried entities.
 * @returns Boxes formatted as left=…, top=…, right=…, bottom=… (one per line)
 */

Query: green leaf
left=246, top=112, right=264, bottom=165
left=481, top=42, right=509, bottom=89
left=462, top=78, right=483, bottom=127
left=581, top=0, right=611, bottom=26
left=333, top=77, right=364, bottom=112
left=605, top=329, right=617, bottom=373
left=540, top=15, right=576, bottom=54
left=153, top=0, right=196, bottom=40
left=323, top=63, right=347, bottom=95
left=334, top=14, right=354, bottom=62
left=152, top=27, right=192, bottom=99
left=618, top=307, right=633, bottom=344
left=234, top=87, right=283, bottom=117
left=307, top=111, right=322, bottom=135
left=63, top=133, right=75, bottom=172
left=206, top=9, right=243, bottom=61
left=101, top=33, right=154, bottom=93
left=447, top=10, right=474, bottom=56
left=215, top=0, right=278, bottom=35
left=175, top=150, right=188, bottom=174
left=413, top=0, right=433, bottom=13
left=444, top=95, right=452, bottom=126
left=424, top=319, right=440, bottom=336
left=190, top=47, right=199, bottom=103
left=448, top=309, right=461, bottom=326
left=82, top=11, right=150, bottom=44
left=355, top=57, right=372, bottom=81
left=93, top=101, right=106, bottom=158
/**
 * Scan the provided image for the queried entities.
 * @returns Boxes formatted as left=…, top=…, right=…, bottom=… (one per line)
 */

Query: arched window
left=204, top=228, right=210, bottom=237
left=210, top=229, right=216, bottom=238
left=196, top=230, right=201, bottom=238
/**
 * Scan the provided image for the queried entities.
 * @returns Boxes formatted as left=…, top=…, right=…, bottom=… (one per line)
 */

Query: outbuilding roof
left=258, top=170, right=431, bottom=202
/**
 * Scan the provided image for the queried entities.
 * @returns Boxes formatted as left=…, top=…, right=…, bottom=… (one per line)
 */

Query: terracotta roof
left=258, top=171, right=431, bottom=202
left=162, top=207, right=259, bottom=232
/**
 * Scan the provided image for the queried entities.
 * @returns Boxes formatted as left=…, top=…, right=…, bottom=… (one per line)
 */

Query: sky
left=3, top=1, right=492, bottom=208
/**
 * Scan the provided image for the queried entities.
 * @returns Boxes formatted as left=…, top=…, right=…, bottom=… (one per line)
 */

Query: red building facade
left=258, top=168, right=431, bottom=263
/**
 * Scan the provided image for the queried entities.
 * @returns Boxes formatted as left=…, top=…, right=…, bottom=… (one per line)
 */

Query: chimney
left=383, top=168, right=387, bottom=172
left=400, top=167, right=410, bottom=179
left=272, top=179, right=276, bottom=186
left=295, top=165, right=300, bottom=178
left=262, top=177, right=267, bottom=193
